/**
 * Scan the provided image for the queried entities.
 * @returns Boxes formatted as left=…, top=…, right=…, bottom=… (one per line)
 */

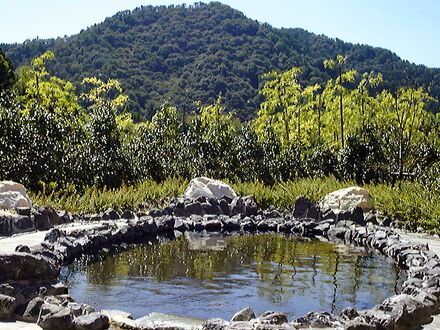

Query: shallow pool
left=60, top=233, right=405, bottom=320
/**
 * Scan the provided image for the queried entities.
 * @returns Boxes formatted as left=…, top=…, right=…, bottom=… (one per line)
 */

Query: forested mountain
left=2, top=2, right=439, bottom=119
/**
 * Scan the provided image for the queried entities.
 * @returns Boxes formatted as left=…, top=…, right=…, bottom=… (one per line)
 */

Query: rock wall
left=1, top=186, right=438, bottom=330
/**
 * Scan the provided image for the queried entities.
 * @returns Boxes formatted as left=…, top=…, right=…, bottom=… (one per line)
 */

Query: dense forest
left=2, top=2, right=440, bottom=120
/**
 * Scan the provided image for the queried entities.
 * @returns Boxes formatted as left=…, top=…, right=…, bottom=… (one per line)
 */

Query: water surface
left=61, top=233, right=405, bottom=320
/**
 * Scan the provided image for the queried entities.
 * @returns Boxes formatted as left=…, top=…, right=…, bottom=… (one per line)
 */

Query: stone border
left=1, top=196, right=440, bottom=330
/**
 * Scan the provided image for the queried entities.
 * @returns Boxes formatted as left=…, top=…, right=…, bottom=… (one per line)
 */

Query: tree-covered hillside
left=2, top=2, right=439, bottom=119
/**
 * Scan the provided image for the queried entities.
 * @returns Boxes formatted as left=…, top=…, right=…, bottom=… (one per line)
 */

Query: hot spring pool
left=60, top=233, right=405, bottom=320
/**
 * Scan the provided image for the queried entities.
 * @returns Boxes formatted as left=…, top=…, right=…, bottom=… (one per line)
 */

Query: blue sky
left=0, top=0, right=438, bottom=68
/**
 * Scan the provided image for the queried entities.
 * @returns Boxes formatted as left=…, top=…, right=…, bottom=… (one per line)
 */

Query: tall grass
left=30, top=177, right=439, bottom=232
left=30, top=179, right=187, bottom=214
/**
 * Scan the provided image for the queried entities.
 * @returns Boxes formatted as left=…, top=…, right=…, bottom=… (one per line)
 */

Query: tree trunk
left=339, top=66, right=344, bottom=148
left=318, top=94, right=322, bottom=144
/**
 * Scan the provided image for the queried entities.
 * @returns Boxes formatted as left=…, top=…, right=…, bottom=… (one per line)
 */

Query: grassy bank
left=30, top=179, right=187, bottom=214
left=30, top=177, right=440, bottom=232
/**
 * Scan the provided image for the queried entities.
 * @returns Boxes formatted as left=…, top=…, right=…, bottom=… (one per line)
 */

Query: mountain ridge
left=2, top=2, right=439, bottom=118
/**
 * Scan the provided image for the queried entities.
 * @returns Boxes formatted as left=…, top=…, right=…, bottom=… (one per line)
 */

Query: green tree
left=0, top=49, right=15, bottom=92
left=322, top=56, right=357, bottom=148
left=323, top=55, right=352, bottom=148
left=255, top=67, right=302, bottom=147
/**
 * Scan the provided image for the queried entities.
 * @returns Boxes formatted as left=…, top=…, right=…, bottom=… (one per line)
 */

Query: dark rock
left=15, top=207, right=31, bottom=217
left=0, top=214, right=13, bottom=236
left=219, top=199, right=230, bottom=215
left=351, top=207, right=366, bottom=226
left=293, top=197, right=312, bottom=219
left=259, top=311, right=288, bottom=324
left=34, top=207, right=52, bottom=230
left=12, top=215, right=34, bottom=232
left=0, top=284, right=14, bottom=297
left=121, top=209, right=136, bottom=219
left=68, top=303, right=94, bottom=317
left=155, top=216, right=175, bottom=232
left=327, top=227, right=348, bottom=240
left=46, top=207, right=61, bottom=226
left=15, top=244, right=31, bottom=253
left=0, top=253, right=59, bottom=281
left=40, top=303, right=64, bottom=317
left=344, top=318, right=378, bottom=330
left=264, top=209, right=283, bottom=218
left=364, top=212, right=378, bottom=225
left=221, top=196, right=233, bottom=204
left=0, top=294, right=15, bottom=318
left=278, top=221, right=294, bottom=233
left=380, top=217, right=393, bottom=227
left=222, top=217, right=240, bottom=231
left=203, top=318, right=229, bottom=330
left=73, top=312, right=109, bottom=330
left=45, top=228, right=63, bottom=243
left=243, top=196, right=258, bottom=217
left=38, top=307, right=74, bottom=330
left=230, top=307, right=255, bottom=322
left=202, top=203, right=222, bottom=215
left=44, top=294, right=75, bottom=307
left=174, top=218, right=189, bottom=232
left=340, top=307, right=359, bottom=321
left=312, top=222, right=331, bottom=235
left=203, top=218, right=223, bottom=232
left=300, top=220, right=319, bottom=237
left=22, top=297, right=44, bottom=322
left=0, top=213, right=35, bottom=236
left=49, top=283, right=69, bottom=296
left=139, top=217, right=157, bottom=235
left=306, top=205, right=321, bottom=221
left=196, top=196, right=207, bottom=204
left=295, top=311, right=340, bottom=328
left=208, top=198, right=219, bottom=206
left=102, top=208, right=120, bottom=220
left=184, top=202, right=204, bottom=216
left=241, top=218, right=256, bottom=232
left=379, top=294, right=433, bottom=328
left=230, top=198, right=245, bottom=216
left=149, top=208, right=165, bottom=218
left=58, top=211, right=72, bottom=224
left=321, top=207, right=337, bottom=221
left=89, top=214, right=101, bottom=221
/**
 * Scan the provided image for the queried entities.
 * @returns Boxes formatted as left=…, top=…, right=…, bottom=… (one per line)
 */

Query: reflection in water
left=61, top=233, right=406, bottom=320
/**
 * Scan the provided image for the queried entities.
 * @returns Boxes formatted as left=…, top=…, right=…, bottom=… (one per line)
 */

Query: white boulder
left=320, top=186, right=373, bottom=213
left=0, top=181, right=32, bottom=209
left=184, top=177, right=237, bottom=200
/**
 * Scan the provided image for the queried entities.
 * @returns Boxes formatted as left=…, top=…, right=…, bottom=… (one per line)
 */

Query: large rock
left=0, top=294, right=16, bottom=318
left=320, top=186, right=373, bottom=214
left=0, top=213, right=34, bottom=236
left=184, top=177, right=237, bottom=200
left=34, top=207, right=53, bottom=230
left=73, top=312, right=109, bottom=330
left=230, top=307, right=255, bottom=322
left=22, top=297, right=45, bottom=322
left=0, top=181, right=32, bottom=210
left=38, top=307, right=74, bottom=330
left=0, top=253, right=59, bottom=281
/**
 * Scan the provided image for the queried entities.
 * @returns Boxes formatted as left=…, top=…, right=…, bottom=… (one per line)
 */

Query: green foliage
left=0, top=49, right=439, bottom=230
left=0, top=48, right=15, bottom=92
left=2, top=3, right=439, bottom=119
